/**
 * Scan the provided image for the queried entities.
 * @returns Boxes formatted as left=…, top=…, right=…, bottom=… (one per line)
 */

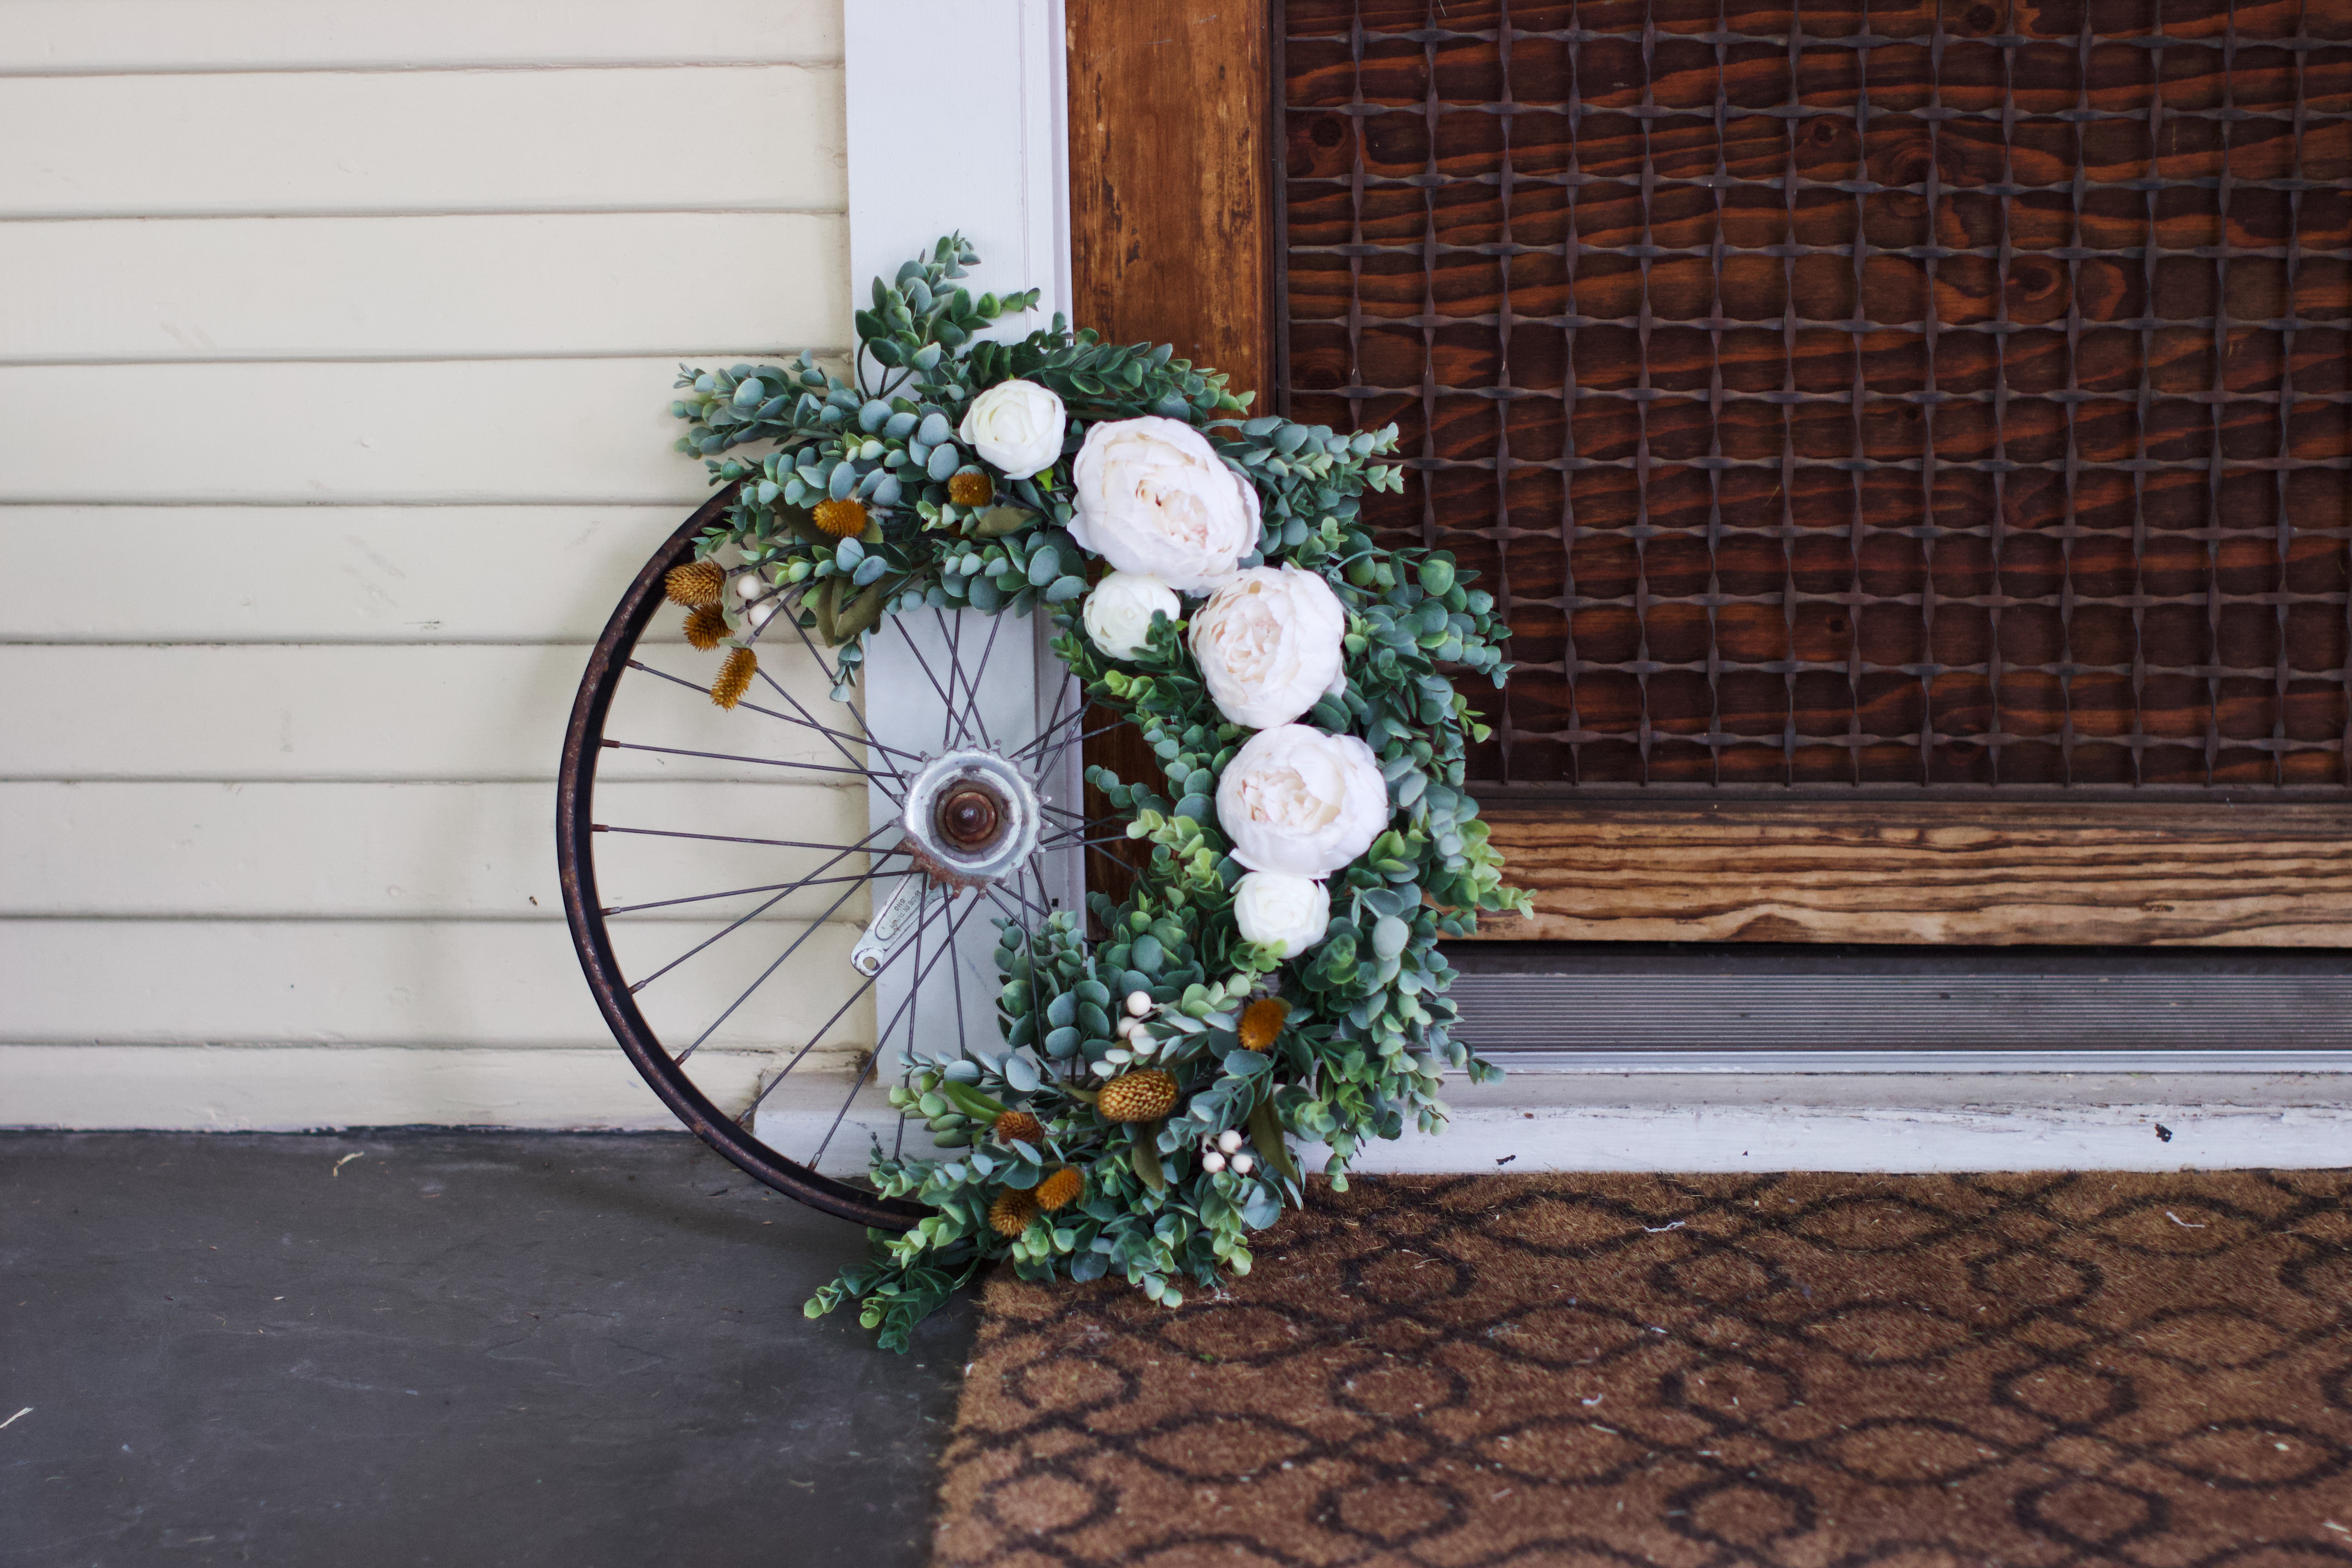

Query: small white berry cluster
left=1095, top=989, right=1161, bottom=1077
left=734, top=568, right=778, bottom=626
left=1200, top=1127, right=1254, bottom=1177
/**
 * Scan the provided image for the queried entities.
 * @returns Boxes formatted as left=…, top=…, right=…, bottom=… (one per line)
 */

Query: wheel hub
left=897, top=749, right=1041, bottom=886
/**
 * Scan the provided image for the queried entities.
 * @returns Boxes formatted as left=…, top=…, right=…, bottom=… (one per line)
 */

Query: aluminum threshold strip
left=1450, top=972, right=2352, bottom=1056
left=1474, top=1050, right=2352, bottom=1074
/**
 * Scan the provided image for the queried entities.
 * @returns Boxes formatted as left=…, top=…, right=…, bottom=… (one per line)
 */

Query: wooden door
left=1072, top=0, right=2352, bottom=947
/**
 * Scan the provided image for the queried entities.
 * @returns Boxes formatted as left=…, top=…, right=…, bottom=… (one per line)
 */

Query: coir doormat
left=935, top=1171, right=2352, bottom=1567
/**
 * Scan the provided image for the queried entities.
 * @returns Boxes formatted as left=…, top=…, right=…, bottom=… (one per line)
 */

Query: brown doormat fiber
left=934, top=1172, right=2352, bottom=1567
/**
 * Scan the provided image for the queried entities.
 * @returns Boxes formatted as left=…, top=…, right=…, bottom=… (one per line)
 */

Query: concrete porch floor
left=0, top=1132, right=973, bottom=1567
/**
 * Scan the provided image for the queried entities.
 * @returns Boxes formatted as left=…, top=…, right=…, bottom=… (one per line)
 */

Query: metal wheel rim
left=557, top=486, right=930, bottom=1229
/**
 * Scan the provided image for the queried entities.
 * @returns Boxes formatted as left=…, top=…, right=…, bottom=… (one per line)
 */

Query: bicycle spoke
left=775, top=597, right=884, bottom=751
left=1003, top=704, right=1088, bottom=768
left=604, top=868, right=887, bottom=917
left=670, top=866, right=903, bottom=1062
left=738, top=883, right=963, bottom=1122
left=598, top=823, right=914, bottom=853
left=892, top=615, right=964, bottom=752
left=625, top=657, right=921, bottom=779
left=810, top=889, right=986, bottom=1168
left=626, top=822, right=902, bottom=995
left=602, top=739, right=902, bottom=783
left=949, top=607, right=1006, bottom=751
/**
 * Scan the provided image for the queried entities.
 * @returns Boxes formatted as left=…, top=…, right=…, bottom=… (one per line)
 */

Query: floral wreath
left=660, top=235, right=1529, bottom=1349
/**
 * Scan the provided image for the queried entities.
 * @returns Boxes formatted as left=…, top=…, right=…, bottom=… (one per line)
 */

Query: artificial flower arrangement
left=662, top=235, right=1529, bottom=1349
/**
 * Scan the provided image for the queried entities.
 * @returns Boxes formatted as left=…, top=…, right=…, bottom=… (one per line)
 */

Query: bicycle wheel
left=558, top=486, right=1125, bottom=1228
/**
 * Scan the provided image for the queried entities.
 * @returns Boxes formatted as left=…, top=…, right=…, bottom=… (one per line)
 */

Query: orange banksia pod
left=1099, top=1068, right=1178, bottom=1123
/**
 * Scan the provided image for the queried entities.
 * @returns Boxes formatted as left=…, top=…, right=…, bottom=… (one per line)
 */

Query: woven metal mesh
left=1280, top=0, right=2352, bottom=791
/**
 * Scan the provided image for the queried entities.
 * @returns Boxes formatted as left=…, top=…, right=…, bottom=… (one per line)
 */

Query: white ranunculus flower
left=958, top=378, right=1066, bottom=481
left=1215, top=724, right=1391, bottom=877
left=1189, top=564, right=1347, bottom=730
left=1081, top=570, right=1181, bottom=660
left=1231, top=871, right=1331, bottom=958
left=1068, top=416, right=1262, bottom=593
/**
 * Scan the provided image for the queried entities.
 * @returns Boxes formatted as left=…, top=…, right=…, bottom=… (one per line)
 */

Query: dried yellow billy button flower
left=1239, top=998, right=1291, bottom=1052
left=992, top=1109, right=1044, bottom=1146
left=812, top=497, right=868, bottom=538
left=709, top=647, right=757, bottom=709
left=947, top=470, right=993, bottom=507
left=1034, top=1168, right=1083, bottom=1211
left=987, top=1187, right=1038, bottom=1239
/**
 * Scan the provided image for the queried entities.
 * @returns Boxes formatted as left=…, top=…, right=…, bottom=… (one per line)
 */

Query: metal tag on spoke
left=850, top=874, right=928, bottom=977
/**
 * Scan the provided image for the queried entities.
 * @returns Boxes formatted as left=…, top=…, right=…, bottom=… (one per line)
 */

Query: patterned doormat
left=934, top=1172, right=2352, bottom=1567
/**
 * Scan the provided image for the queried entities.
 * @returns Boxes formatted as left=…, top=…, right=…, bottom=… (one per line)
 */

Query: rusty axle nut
left=938, top=786, right=1002, bottom=849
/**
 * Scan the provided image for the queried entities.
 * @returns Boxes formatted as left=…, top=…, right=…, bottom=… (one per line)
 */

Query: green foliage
left=662, top=238, right=1531, bottom=1348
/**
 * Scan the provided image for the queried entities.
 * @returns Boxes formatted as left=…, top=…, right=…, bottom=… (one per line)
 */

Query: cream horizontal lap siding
left=0, top=0, right=867, bottom=1128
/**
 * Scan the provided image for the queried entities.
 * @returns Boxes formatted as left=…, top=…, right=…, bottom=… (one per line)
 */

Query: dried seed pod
left=664, top=559, right=725, bottom=608
left=710, top=647, right=757, bottom=709
left=1034, top=1167, right=1083, bottom=1211
left=682, top=605, right=729, bottom=652
left=986, top=1187, right=1039, bottom=1239
left=992, top=1110, right=1045, bottom=1147
left=1238, top=997, right=1291, bottom=1053
left=812, top=497, right=868, bottom=539
left=1098, top=1068, right=1177, bottom=1123
left=947, top=470, right=994, bottom=507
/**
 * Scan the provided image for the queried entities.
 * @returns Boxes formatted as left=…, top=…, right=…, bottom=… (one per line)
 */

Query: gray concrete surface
left=0, top=1132, right=973, bottom=1567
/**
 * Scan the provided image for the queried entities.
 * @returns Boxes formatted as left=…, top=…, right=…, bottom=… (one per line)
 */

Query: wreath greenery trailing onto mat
left=662, top=235, right=1529, bottom=1350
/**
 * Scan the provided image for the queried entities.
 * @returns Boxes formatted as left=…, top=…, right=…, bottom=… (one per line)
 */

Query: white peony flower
left=1231, top=871, right=1332, bottom=958
left=958, top=379, right=1066, bottom=481
left=1069, top=416, right=1262, bottom=593
left=1215, top=724, right=1391, bottom=877
left=1081, top=570, right=1181, bottom=660
left=1189, top=564, right=1348, bottom=730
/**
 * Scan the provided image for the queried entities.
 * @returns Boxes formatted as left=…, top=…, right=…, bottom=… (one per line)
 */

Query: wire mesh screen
left=1279, top=0, right=2352, bottom=792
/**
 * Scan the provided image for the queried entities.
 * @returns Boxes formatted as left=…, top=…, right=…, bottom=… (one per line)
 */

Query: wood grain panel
left=1067, top=0, right=1275, bottom=895
left=1067, top=0, right=1274, bottom=398
left=1477, top=802, right=2352, bottom=946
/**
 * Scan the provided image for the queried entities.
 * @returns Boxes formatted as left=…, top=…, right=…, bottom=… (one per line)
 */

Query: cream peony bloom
left=1231, top=871, right=1331, bottom=958
left=957, top=379, right=1066, bottom=480
left=1215, top=724, right=1390, bottom=877
left=1081, top=570, right=1181, bottom=660
left=1188, top=564, right=1347, bottom=730
left=1068, top=416, right=1262, bottom=593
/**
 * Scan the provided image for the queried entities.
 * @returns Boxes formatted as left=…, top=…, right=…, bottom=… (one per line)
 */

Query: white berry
left=1200, top=1151, right=1227, bottom=1174
left=736, top=573, right=768, bottom=600
left=745, top=598, right=775, bottom=626
left=1216, top=1129, right=1245, bottom=1154
left=1125, top=991, right=1152, bottom=1017
left=1230, top=1153, right=1256, bottom=1176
